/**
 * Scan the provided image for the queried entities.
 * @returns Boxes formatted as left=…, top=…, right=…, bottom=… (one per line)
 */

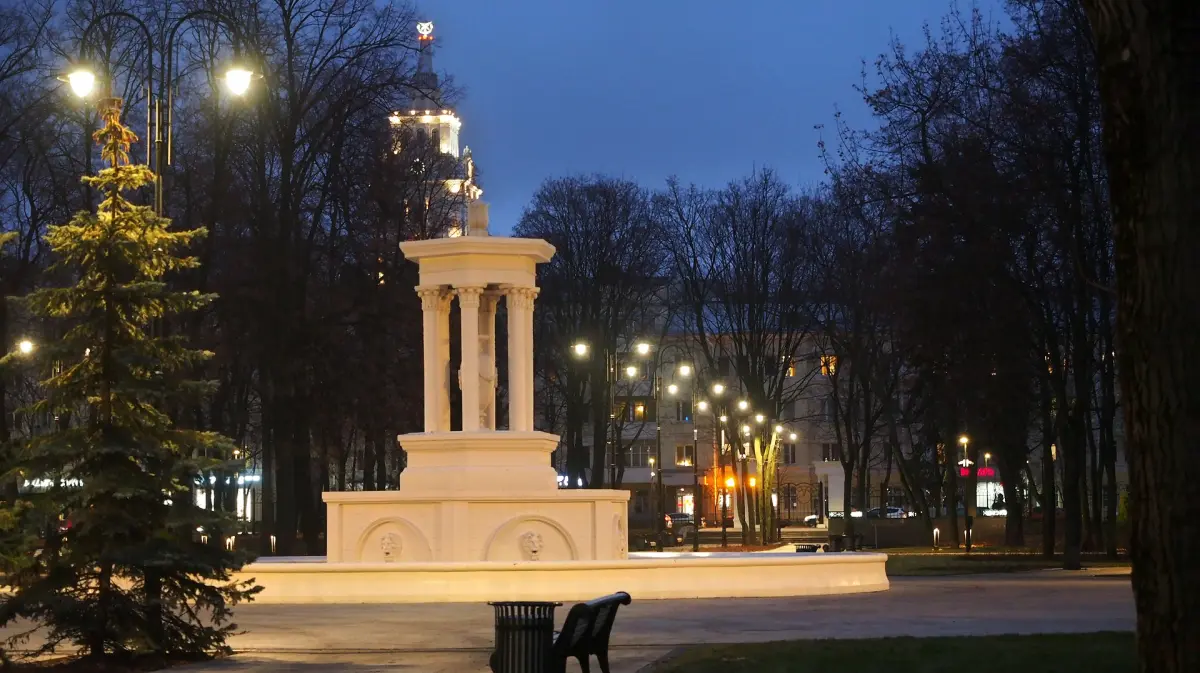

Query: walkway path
left=6, top=573, right=1135, bottom=672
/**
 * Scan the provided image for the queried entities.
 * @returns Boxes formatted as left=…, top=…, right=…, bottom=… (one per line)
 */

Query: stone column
left=505, top=287, right=538, bottom=432
left=523, top=287, right=539, bottom=431
left=505, top=287, right=526, bottom=431
left=416, top=285, right=448, bottom=432
left=480, top=291, right=501, bottom=430
left=438, top=305, right=452, bottom=431
left=456, top=286, right=485, bottom=431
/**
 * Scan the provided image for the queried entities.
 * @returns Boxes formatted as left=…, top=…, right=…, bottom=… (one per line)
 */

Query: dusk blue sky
left=425, top=0, right=1005, bottom=233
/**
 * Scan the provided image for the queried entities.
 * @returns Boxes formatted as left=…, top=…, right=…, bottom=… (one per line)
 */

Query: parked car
left=865, top=506, right=909, bottom=519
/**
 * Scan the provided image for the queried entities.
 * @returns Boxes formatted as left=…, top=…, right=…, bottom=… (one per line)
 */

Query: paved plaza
left=186, top=572, right=1132, bottom=672
left=2, top=572, right=1133, bottom=672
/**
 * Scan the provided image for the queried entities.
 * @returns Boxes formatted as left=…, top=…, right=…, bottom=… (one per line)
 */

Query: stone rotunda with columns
left=322, top=202, right=630, bottom=564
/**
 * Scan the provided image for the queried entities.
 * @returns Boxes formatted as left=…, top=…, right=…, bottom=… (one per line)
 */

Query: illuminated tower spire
left=413, top=21, right=438, bottom=112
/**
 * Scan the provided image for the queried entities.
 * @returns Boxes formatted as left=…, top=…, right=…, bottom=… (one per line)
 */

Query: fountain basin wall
left=324, top=488, right=630, bottom=564
left=233, top=552, right=889, bottom=604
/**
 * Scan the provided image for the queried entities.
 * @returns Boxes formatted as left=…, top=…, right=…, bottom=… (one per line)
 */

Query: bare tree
left=517, top=175, right=666, bottom=488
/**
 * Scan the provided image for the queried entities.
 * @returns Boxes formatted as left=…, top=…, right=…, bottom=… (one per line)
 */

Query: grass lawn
left=885, top=552, right=1130, bottom=576
left=651, top=632, right=1135, bottom=672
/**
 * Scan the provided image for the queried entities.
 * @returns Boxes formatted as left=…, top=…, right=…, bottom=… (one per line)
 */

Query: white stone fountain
left=236, top=203, right=889, bottom=603
left=323, top=202, right=630, bottom=565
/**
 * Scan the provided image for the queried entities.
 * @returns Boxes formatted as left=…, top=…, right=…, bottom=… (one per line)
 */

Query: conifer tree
left=0, top=98, right=258, bottom=662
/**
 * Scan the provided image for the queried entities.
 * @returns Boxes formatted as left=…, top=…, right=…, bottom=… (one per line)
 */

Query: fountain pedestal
left=321, top=202, right=629, bottom=564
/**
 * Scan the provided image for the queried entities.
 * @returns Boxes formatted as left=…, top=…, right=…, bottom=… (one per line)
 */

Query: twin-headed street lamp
left=62, top=10, right=260, bottom=216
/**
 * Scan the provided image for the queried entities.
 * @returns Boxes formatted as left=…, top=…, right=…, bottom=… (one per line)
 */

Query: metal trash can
left=488, top=601, right=560, bottom=673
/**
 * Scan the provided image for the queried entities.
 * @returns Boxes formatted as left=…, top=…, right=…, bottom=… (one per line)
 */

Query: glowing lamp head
left=719, top=414, right=728, bottom=423
left=667, top=383, right=679, bottom=395
left=572, top=342, right=589, bottom=357
left=635, top=342, right=650, bottom=356
left=749, top=477, right=757, bottom=488
left=625, top=365, right=638, bottom=378
left=678, top=364, right=692, bottom=377
left=697, top=400, right=709, bottom=411
left=789, top=432, right=798, bottom=441
left=959, top=435, right=970, bottom=446
left=66, top=68, right=96, bottom=97
left=16, top=339, right=34, bottom=355
left=725, top=477, right=735, bottom=488
left=774, top=425, right=784, bottom=434
left=224, top=66, right=254, bottom=95
left=711, top=383, right=725, bottom=396
left=741, top=425, right=750, bottom=435
left=737, top=400, right=749, bottom=411
left=416, top=21, right=434, bottom=39
left=754, top=413, right=765, bottom=424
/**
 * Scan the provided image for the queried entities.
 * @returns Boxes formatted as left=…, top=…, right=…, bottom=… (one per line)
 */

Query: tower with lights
left=389, top=21, right=482, bottom=235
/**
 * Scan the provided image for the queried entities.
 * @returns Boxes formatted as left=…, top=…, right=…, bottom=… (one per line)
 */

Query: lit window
left=675, top=444, right=694, bottom=467
left=634, top=403, right=646, bottom=421
left=821, top=355, right=838, bottom=376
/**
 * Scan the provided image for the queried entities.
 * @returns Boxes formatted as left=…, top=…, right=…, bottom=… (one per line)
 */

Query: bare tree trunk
left=1080, top=1, right=1200, bottom=668
left=1041, top=385, right=1057, bottom=558
left=589, top=372, right=609, bottom=489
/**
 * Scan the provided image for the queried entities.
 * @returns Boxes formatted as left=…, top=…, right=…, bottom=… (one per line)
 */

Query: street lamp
left=737, top=399, right=749, bottom=411
left=667, top=383, right=678, bottom=395
left=572, top=342, right=589, bottom=357
left=774, top=424, right=784, bottom=434
left=754, top=413, right=765, bottom=424
left=678, top=364, right=692, bottom=377
left=789, top=432, right=798, bottom=441
left=64, top=64, right=97, bottom=97
left=625, top=365, right=638, bottom=378
left=635, top=342, right=651, bottom=356
left=16, top=339, right=34, bottom=356
left=68, top=10, right=256, bottom=216
left=223, top=65, right=255, bottom=95
left=959, top=434, right=975, bottom=553
left=711, top=383, right=725, bottom=396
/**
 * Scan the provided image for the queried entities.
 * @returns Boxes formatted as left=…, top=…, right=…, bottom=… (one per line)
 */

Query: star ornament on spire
left=417, top=21, right=434, bottom=41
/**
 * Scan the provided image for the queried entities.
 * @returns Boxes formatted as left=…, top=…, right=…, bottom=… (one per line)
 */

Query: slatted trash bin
left=488, top=601, right=561, bottom=673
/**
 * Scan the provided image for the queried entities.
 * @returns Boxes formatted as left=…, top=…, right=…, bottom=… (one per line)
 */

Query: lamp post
left=632, top=340, right=694, bottom=547
left=669, top=372, right=705, bottom=551
left=571, top=341, right=617, bottom=487
left=65, top=10, right=256, bottom=216
left=959, top=434, right=974, bottom=552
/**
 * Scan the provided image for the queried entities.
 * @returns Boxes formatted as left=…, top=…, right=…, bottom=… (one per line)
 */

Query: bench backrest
left=552, top=602, right=595, bottom=658
left=583, top=591, right=632, bottom=651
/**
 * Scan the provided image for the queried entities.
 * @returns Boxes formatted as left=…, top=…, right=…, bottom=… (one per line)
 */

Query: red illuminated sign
left=960, top=467, right=996, bottom=478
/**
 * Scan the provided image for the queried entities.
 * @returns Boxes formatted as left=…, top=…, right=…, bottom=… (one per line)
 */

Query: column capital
left=504, top=285, right=540, bottom=310
left=455, top=285, right=486, bottom=309
left=481, top=288, right=503, bottom=311
left=415, top=285, right=447, bottom=311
